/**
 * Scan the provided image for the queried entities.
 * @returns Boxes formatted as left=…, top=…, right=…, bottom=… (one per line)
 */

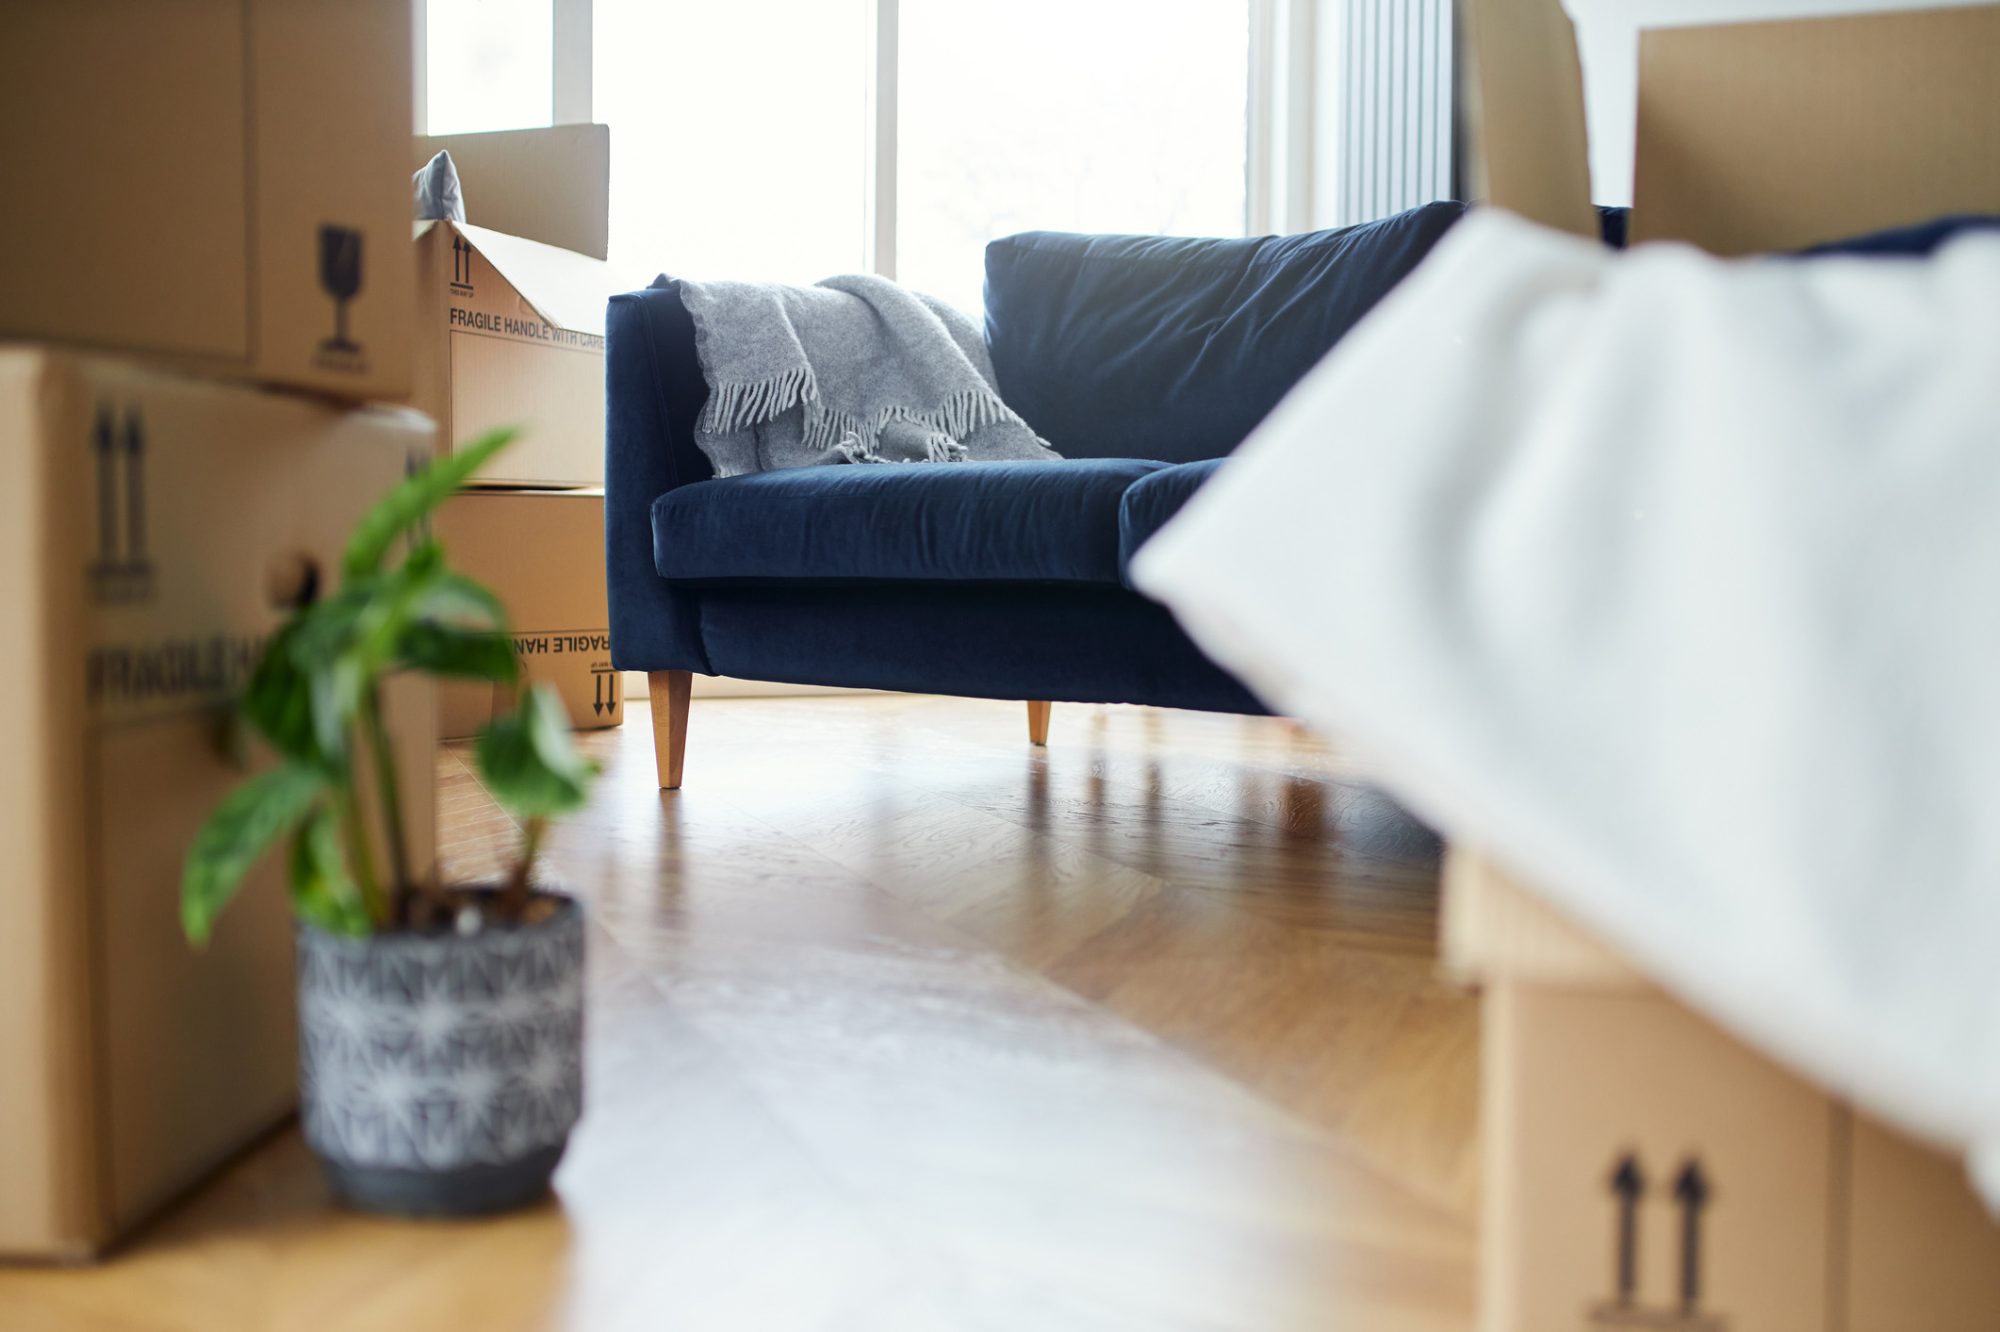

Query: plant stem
left=359, top=685, right=411, bottom=920
left=333, top=784, right=388, bottom=929
left=502, top=815, right=545, bottom=917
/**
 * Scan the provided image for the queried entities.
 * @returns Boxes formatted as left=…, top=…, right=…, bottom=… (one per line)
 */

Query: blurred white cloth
left=1132, top=209, right=2000, bottom=1205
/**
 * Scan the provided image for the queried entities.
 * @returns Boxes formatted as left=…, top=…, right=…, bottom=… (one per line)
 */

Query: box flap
left=1631, top=4, right=2000, bottom=254
left=1442, top=849, right=1647, bottom=990
left=1459, top=0, right=1599, bottom=238
left=414, top=123, right=611, bottom=260
left=455, top=222, right=625, bottom=338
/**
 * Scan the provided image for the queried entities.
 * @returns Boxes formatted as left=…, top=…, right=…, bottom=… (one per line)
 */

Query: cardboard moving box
left=1464, top=0, right=2000, bottom=254
left=0, top=351, right=438, bottom=1259
left=1445, top=851, right=2000, bottom=1332
left=0, top=1, right=414, bottom=400
left=414, top=222, right=622, bottom=488
left=434, top=489, right=621, bottom=739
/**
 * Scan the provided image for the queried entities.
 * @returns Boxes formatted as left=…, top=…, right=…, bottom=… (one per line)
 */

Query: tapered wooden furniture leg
left=649, top=670, right=693, bottom=789
left=1026, top=700, right=1051, bottom=746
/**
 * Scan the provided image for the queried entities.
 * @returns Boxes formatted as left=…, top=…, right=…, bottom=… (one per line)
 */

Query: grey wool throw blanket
left=676, top=274, right=1061, bottom=476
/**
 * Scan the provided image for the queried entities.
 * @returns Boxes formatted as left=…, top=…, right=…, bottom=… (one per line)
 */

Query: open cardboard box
left=0, top=351, right=438, bottom=1259
left=411, top=124, right=626, bottom=489
left=1445, top=851, right=2000, bottom=1331
left=412, top=221, right=622, bottom=489
left=0, top=1, right=414, bottom=401
left=1464, top=0, right=2000, bottom=252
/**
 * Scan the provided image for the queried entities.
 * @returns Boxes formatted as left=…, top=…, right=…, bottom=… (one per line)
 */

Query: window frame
left=413, top=0, right=1325, bottom=266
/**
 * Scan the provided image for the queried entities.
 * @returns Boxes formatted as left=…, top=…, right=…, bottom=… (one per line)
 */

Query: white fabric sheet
left=1131, top=210, right=2000, bottom=1204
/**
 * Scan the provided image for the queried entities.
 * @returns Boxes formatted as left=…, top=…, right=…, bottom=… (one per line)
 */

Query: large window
left=424, top=0, right=554, bottom=136
left=898, top=0, right=1250, bottom=312
left=423, top=1, right=1266, bottom=310
left=594, top=0, right=871, bottom=285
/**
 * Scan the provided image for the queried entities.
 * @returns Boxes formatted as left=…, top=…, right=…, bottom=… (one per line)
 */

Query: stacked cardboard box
left=434, top=489, right=623, bottom=739
left=0, top=1, right=435, bottom=1257
left=410, top=127, right=627, bottom=738
left=1445, top=852, right=2000, bottom=1330
left=0, top=0, right=415, bottom=398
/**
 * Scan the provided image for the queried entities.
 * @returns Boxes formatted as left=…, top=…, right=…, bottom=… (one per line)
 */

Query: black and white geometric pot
left=295, top=894, right=585, bottom=1217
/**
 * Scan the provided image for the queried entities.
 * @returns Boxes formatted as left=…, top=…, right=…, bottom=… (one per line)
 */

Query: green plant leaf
left=306, top=654, right=368, bottom=775
left=285, top=573, right=428, bottom=773
left=398, top=622, right=520, bottom=682
left=343, top=429, right=518, bottom=578
left=241, top=618, right=322, bottom=766
left=287, top=804, right=373, bottom=936
left=475, top=685, right=599, bottom=822
left=410, top=569, right=507, bottom=630
left=182, top=764, right=326, bottom=945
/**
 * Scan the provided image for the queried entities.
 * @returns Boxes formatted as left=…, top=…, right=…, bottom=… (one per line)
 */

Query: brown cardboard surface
left=414, top=124, right=612, bottom=260
left=1442, top=850, right=1645, bottom=990
left=0, top=350, right=438, bottom=1258
left=1459, top=851, right=2000, bottom=1330
left=1847, top=1112, right=2000, bottom=1329
left=1487, top=983, right=1837, bottom=1331
left=1458, top=0, right=1600, bottom=238
left=414, top=222, right=618, bottom=487
left=434, top=489, right=621, bottom=738
left=1632, top=6, right=2000, bottom=255
left=0, top=1, right=414, bottom=400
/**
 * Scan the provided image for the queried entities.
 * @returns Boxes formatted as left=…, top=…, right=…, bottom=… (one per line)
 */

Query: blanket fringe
left=705, top=377, right=1027, bottom=464
left=697, top=366, right=817, bottom=438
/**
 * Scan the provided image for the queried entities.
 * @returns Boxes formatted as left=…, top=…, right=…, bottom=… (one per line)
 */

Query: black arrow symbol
left=122, top=409, right=146, bottom=561
left=1674, top=1159, right=1711, bottom=1313
left=593, top=673, right=604, bottom=716
left=93, top=404, right=116, bottom=560
left=1609, top=1153, right=1645, bottom=1307
left=609, top=673, right=618, bottom=706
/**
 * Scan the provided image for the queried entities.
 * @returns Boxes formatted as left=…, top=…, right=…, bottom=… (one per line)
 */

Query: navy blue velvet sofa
left=606, top=200, right=1472, bottom=786
left=606, top=201, right=1994, bottom=788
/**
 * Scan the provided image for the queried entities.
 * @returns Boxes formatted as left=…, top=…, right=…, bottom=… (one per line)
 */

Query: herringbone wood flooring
left=0, top=696, right=1478, bottom=1331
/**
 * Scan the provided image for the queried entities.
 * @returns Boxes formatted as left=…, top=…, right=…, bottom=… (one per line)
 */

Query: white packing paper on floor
left=1132, top=209, right=2000, bottom=1206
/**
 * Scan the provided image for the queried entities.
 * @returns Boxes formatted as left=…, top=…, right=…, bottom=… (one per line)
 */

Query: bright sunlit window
left=425, top=0, right=1253, bottom=309
left=898, top=0, right=1250, bottom=312
left=425, top=0, right=554, bottom=137
left=593, top=0, right=870, bottom=285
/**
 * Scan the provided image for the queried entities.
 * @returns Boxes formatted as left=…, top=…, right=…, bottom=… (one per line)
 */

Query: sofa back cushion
left=982, top=201, right=1467, bottom=464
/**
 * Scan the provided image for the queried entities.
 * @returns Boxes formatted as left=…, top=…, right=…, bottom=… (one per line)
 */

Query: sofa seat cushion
left=653, top=457, right=1166, bottom=586
left=1118, top=458, right=1226, bottom=587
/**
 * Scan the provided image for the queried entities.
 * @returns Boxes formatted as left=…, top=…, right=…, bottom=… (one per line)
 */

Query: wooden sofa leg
left=650, top=671, right=693, bottom=789
left=1026, top=700, right=1051, bottom=747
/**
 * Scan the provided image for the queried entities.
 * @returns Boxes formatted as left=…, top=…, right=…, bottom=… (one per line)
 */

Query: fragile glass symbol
left=319, top=225, right=365, bottom=353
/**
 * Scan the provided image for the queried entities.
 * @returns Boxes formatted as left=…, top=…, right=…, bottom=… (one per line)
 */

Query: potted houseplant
left=181, top=429, right=599, bottom=1217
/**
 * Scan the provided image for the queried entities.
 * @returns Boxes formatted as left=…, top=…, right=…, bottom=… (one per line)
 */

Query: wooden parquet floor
left=0, top=696, right=1479, bottom=1331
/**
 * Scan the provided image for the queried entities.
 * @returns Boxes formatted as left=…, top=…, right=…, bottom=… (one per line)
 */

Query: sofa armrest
left=604, top=283, right=715, bottom=674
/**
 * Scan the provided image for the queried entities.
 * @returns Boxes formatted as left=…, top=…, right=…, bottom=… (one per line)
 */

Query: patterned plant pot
left=295, top=893, right=585, bottom=1217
